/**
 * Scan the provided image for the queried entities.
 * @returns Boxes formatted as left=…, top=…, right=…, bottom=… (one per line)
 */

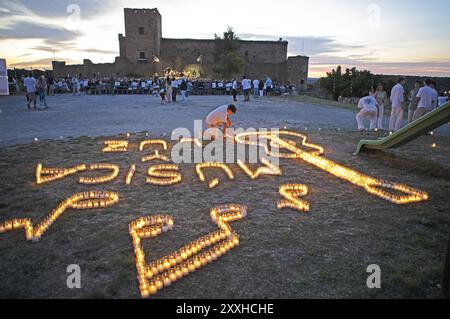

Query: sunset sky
left=0, top=0, right=449, bottom=78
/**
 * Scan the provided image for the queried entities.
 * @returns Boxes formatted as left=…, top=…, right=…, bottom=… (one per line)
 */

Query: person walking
left=374, top=83, right=387, bottom=130
left=242, top=76, right=251, bottom=102
left=408, top=81, right=421, bottom=123
left=23, top=72, right=37, bottom=110
left=37, top=75, right=48, bottom=109
left=179, top=74, right=188, bottom=102
left=389, top=77, right=406, bottom=132
left=232, top=78, right=238, bottom=102
left=252, top=78, right=260, bottom=99
left=171, top=77, right=178, bottom=102
left=165, top=77, right=172, bottom=103
left=47, top=75, right=55, bottom=96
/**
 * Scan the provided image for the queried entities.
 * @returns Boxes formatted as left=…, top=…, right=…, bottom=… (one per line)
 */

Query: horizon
left=1, top=0, right=449, bottom=78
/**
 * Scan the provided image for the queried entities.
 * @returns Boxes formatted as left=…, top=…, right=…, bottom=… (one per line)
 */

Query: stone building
left=53, top=8, right=309, bottom=89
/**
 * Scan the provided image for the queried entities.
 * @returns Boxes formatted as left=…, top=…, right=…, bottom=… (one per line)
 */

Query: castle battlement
left=53, top=8, right=309, bottom=88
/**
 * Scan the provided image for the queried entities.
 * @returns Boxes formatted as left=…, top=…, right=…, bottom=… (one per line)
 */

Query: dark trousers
left=172, top=88, right=177, bottom=102
left=232, top=89, right=237, bottom=101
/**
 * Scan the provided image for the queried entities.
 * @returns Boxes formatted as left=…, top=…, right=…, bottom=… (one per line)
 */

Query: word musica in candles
left=278, top=184, right=310, bottom=212
left=237, top=158, right=282, bottom=180
left=0, top=191, right=119, bottom=241
left=37, top=163, right=120, bottom=185
left=147, top=164, right=182, bottom=186
left=196, top=163, right=235, bottom=189
left=125, top=165, right=137, bottom=186
left=140, top=140, right=169, bottom=163
left=234, top=131, right=428, bottom=205
left=103, top=140, right=129, bottom=153
left=129, top=204, right=247, bottom=297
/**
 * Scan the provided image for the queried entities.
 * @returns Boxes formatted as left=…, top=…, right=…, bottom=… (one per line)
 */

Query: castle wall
left=52, top=7, right=309, bottom=86
left=287, top=56, right=309, bottom=90
left=160, top=38, right=289, bottom=80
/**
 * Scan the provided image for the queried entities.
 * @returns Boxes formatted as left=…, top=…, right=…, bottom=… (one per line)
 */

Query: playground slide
left=355, top=102, right=450, bottom=154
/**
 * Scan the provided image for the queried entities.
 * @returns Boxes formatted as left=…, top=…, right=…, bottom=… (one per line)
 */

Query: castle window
left=139, top=52, right=146, bottom=59
left=138, top=27, right=145, bottom=35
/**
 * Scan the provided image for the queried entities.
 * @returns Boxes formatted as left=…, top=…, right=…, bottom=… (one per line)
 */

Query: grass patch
left=273, top=95, right=356, bottom=110
left=0, top=130, right=449, bottom=298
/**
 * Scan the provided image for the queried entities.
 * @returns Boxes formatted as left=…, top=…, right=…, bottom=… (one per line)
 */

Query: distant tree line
left=319, top=65, right=449, bottom=100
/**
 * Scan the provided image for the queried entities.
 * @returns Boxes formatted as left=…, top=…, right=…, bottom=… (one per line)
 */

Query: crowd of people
left=10, top=72, right=297, bottom=110
left=356, top=77, right=448, bottom=132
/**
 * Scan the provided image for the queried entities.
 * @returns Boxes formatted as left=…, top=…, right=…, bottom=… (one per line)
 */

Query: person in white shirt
left=430, top=81, right=439, bottom=110
left=389, top=77, right=406, bottom=132
left=242, top=76, right=251, bottom=102
left=413, top=79, right=436, bottom=121
left=204, top=104, right=237, bottom=140
left=252, top=79, right=260, bottom=99
left=232, top=78, right=238, bottom=102
left=438, top=94, right=448, bottom=107
left=356, top=93, right=378, bottom=131
left=179, top=74, right=188, bottom=102
left=23, top=73, right=37, bottom=110
left=171, top=77, right=178, bottom=102
left=72, top=76, right=80, bottom=95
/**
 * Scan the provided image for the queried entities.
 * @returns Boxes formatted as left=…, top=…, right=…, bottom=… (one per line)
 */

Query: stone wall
left=51, top=7, right=309, bottom=89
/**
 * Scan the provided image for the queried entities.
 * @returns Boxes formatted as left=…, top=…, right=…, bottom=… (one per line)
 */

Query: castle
left=52, top=8, right=309, bottom=89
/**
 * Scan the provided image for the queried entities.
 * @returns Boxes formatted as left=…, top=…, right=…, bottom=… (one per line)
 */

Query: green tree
left=320, top=66, right=375, bottom=100
left=213, top=27, right=244, bottom=79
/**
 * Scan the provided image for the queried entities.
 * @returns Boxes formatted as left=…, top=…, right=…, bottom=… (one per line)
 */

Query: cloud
left=9, top=57, right=75, bottom=68
left=0, top=21, right=80, bottom=41
left=30, top=42, right=117, bottom=55
left=238, top=33, right=366, bottom=56
left=0, top=0, right=113, bottom=19
left=309, top=58, right=450, bottom=77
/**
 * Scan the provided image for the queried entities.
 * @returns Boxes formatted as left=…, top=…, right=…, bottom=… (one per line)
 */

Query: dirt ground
left=0, top=128, right=449, bottom=299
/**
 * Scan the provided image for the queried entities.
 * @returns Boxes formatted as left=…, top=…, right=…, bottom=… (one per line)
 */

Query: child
left=204, top=104, right=237, bottom=140
left=159, top=88, right=166, bottom=104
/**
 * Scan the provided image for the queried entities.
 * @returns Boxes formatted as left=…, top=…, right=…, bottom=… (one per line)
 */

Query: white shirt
left=358, top=96, right=378, bottom=112
left=253, top=79, right=259, bottom=88
left=232, top=80, right=238, bottom=90
left=242, top=79, right=251, bottom=90
left=206, top=105, right=228, bottom=126
left=171, top=80, right=179, bottom=88
left=390, top=83, right=405, bottom=108
left=23, top=77, right=36, bottom=93
left=432, top=89, right=438, bottom=109
left=416, top=86, right=435, bottom=109
left=438, top=96, right=448, bottom=107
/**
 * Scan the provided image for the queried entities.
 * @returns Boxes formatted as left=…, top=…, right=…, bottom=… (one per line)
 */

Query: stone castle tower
left=53, top=8, right=309, bottom=89
left=119, top=8, right=162, bottom=62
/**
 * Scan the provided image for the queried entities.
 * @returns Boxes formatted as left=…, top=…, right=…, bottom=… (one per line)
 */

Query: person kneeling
left=204, top=104, right=237, bottom=141
left=356, top=92, right=378, bottom=131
